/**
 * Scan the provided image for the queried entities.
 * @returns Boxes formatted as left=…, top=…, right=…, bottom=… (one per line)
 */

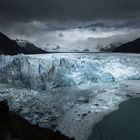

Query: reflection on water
left=88, top=98, right=140, bottom=140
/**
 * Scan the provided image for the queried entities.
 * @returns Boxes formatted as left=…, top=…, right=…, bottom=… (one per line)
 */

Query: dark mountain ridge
left=0, top=32, right=47, bottom=55
left=15, top=39, right=47, bottom=54
left=0, top=32, right=28, bottom=55
left=113, top=38, right=140, bottom=53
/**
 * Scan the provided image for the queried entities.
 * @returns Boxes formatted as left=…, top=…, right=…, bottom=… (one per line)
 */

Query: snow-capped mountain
left=0, top=32, right=47, bottom=55
left=99, top=43, right=121, bottom=52
left=15, top=39, right=47, bottom=54
left=0, top=32, right=29, bottom=55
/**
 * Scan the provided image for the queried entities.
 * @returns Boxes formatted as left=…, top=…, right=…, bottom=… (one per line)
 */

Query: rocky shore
left=0, top=100, right=74, bottom=140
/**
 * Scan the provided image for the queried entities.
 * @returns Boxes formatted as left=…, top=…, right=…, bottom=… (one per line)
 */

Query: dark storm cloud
left=0, top=0, right=140, bottom=22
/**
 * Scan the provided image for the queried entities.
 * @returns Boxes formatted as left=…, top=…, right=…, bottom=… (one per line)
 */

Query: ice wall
left=0, top=53, right=140, bottom=90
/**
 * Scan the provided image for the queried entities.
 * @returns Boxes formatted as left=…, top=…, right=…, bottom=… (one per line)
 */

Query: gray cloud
left=0, top=0, right=140, bottom=23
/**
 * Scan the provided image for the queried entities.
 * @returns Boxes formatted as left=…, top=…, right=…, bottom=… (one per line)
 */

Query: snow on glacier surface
left=1, top=80, right=140, bottom=140
left=0, top=53, right=140, bottom=90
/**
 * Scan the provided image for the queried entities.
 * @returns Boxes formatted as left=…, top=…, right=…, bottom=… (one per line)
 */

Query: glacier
left=0, top=53, right=140, bottom=90
left=0, top=53, right=140, bottom=140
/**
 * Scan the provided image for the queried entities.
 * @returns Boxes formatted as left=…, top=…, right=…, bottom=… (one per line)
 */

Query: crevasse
left=0, top=53, right=140, bottom=90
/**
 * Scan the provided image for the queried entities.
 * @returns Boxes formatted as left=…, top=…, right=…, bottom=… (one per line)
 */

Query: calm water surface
left=88, top=98, right=140, bottom=140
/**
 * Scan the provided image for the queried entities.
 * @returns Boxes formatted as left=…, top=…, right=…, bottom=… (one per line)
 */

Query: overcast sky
left=0, top=0, right=140, bottom=22
left=0, top=0, right=140, bottom=51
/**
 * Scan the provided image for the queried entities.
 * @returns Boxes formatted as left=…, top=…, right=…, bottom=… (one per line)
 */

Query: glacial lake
left=88, top=97, right=140, bottom=140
